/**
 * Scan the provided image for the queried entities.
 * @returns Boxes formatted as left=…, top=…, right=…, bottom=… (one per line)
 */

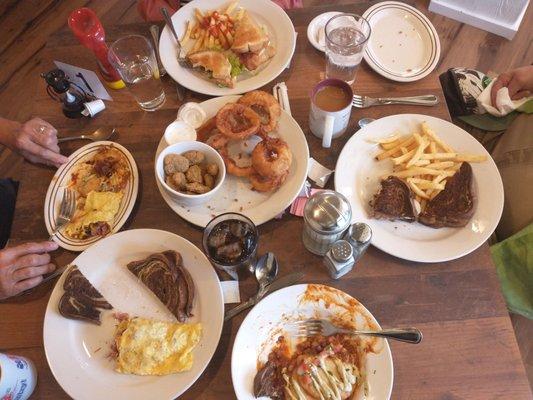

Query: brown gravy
left=314, top=85, right=351, bottom=112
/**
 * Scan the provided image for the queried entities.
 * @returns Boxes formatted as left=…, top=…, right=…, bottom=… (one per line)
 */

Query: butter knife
left=149, top=25, right=166, bottom=77
left=224, top=272, right=304, bottom=322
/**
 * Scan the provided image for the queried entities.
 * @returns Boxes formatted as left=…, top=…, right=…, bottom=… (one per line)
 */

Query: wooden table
left=1, top=3, right=532, bottom=399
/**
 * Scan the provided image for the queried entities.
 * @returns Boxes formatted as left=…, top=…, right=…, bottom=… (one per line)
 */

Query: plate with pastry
left=43, top=229, right=223, bottom=400
left=232, top=284, right=394, bottom=399
left=159, top=0, right=296, bottom=95
left=44, top=141, right=139, bottom=251
left=155, top=91, right=309, bottom=227
left=334, top=114, right=504, bottom=263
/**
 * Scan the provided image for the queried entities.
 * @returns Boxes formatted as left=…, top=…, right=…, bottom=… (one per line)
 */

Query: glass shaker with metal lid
left=302, top=190, right=352, bottom=255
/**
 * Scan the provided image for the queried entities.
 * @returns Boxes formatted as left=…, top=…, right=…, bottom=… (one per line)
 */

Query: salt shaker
left=323, top=240, right=355, bottom=279
left=302, top=190, right=352, bottom=255
left=343, top=222, right=372, bottom=262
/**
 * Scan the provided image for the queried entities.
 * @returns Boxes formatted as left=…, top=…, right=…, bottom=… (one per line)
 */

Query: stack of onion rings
left=238, top=91, right=281, bottom=136
left=198, top=91, right=290, bottom=192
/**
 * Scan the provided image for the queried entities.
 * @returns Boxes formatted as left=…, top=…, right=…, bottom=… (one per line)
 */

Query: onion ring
left=251, top=137, right=292, bottom=178
left=238, top=91, right=281, bottom=135
left=197, top=117, right=218, bottom=143
left=215, top=103, right=261, bottom=140
left=223, top=155, right=254, bottom=177
left=205, top=133, right=228, bottom=151
left=249, top=170, right=288, bottom=192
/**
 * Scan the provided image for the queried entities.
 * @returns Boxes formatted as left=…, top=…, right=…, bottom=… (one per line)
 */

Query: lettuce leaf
left=228, top=53, right=244, bottom=77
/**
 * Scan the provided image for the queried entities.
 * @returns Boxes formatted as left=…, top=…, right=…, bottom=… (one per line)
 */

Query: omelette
left=114, top=317, right=202, bottom=376
left=65, top=190, right=123, bottom=239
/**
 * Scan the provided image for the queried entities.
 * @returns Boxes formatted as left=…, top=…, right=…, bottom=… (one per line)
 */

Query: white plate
left=159, top=0, right=296, bottom=96
left=334, top=114, right=504, bottom=263
left=231, top=284, right=394, bottom=400
left=306, top=11, right=343, bottom=52
left=44, top=141, right=139, bottom=252
left=155, top=95, right=309, bottom=227
left=362, top=1, right=440, bottom=82
left=43, top=229, right=224, bottom=400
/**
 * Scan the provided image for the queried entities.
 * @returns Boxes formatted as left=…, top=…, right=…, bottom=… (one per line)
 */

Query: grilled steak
left=419, top=162, right=475, bottom=228
left=127, top=250, right=195, bottom=322
left=371, top=176, right=416, bottom=222
left=58, top=266, right=112, bottom=325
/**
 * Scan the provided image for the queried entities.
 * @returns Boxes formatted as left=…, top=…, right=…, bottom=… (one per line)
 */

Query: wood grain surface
left=0, top=1, right=532, bottom=399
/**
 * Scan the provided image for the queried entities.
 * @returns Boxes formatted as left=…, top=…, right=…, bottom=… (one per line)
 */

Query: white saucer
left=306, top=11, right=342, bottom=52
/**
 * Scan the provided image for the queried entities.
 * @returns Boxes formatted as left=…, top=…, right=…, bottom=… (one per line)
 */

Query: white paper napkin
left=477, top=79, right=532, bottom=117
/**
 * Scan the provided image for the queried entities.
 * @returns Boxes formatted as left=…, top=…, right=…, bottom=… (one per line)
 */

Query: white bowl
left=156, top=141, right=226, bottom=206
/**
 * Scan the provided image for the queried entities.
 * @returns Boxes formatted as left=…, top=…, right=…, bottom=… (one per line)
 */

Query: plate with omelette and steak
left=334, top=114, right=504, bottom=263
left=43, top=229, right=223, bottom=400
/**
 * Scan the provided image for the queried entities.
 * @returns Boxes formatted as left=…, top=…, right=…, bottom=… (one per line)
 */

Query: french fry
left=192, top=30, right=205, bottom=52
left=413, top=160, right=431, bottom=166
left=408, top=181, right=430, bottom=199
left=406, top=178, right=445, bottom=190
left=425, top=161, right=455, bottom=170
left=389, top=167, right=455, bottom=178
left=400, top=146, right=408, bottom=155
left=429, top=141, right=437, bottom=154
left=195, top=8, right=204, bottom=22
left=181, top=20, right=192, bottom=44
left=421, top=122, right=454, bottom=153
left=420, top=152, right=457, bottom=160
left=225, top=0, right=238, bottom=15
left=376, top=136, right=415, bottom=160
left=406, top=139, right=429, bottom=167
left=375, top=134, right=401, bottom=144
left=380, top=140, right=401, bottom=150
left=420, top=198, right=427, bottom=213
left=455, top=154, right=487, bottom=162
left=391, top=149, right=415, bottom=165
left=235, top=7, right=245, bottom=20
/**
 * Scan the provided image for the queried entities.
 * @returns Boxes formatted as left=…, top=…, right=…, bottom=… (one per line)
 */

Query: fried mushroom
left=204, top=173, right=215, bottom=189
left=185, top=165, right=203, bottom=183
left=182, top=150, right=205, bottom=165
left=206, top=163, right=219, bottom=176
left=164, top=154, right=190, bottom=174
left=185, top=182, right=211, bottom=194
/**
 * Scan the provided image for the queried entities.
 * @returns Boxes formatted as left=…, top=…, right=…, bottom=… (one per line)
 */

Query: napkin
left=477, top=79, right=533, bottom=117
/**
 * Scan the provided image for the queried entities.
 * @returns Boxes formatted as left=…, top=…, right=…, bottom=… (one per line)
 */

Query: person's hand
left=4, top=118, right=69, bottom=167
left=0, top=241, right=58, bottom=299
left=491, top=65, right=533, bottom=107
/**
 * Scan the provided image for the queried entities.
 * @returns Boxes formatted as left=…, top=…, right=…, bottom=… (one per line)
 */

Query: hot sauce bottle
left=68, top=8, right=125, bottom=89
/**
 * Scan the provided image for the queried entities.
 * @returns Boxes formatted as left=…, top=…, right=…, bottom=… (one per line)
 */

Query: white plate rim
left=44, top=141, right=139, bottom=252
left=362, top=1, right=441, bottom=82
left=43, top=228, right=224, bottom=400
left=159, top=0, right=296, bottom=96
left=154, top=95, right=309, bottom=228
left=334, top=114, right=504, bottom=263
left=231, top=283, right=394, bottom=400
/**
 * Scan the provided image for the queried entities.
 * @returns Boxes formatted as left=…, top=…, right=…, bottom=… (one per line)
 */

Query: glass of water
left=325, top=14, right=371, bottom=85
left=108, top=35, right=166, bottom=111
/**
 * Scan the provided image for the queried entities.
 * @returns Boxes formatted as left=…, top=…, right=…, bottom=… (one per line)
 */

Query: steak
left=419, top=162, right=474, bottom=228
left=371, top=176, right=416, bottom=222
left=127, top=250, right=195, bottom=322
left=58, top=266, right=113, bottom=325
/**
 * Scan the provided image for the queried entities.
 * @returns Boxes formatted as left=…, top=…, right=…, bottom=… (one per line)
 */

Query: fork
left=287, top=319, right=422, bottom=344
left=352, top=94, right=438, bottom=108
left=49, top=188, right=76, bottom=240
left=160, top=7, right=189, bottom=66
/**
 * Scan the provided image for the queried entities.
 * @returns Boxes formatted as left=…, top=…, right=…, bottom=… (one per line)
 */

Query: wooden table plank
left=1, top=2, right=531, bottom=400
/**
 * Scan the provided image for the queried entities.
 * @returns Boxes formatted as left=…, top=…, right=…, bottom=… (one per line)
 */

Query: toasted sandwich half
left=188, top=50, right=235, bottom=88
left=231, top=12, right=275, bottom=71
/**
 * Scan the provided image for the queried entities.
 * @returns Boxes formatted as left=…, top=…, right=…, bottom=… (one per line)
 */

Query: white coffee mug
left=309, top=79, right=353, bottom=148
left=0, top=353, right=37, bottom=400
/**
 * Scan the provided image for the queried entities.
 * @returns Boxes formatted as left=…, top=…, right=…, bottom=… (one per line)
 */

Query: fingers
left=8, top=241, right=58, bottom=258
left=506, top=76, right=525, bottom=100
left=13, top=276, right=44, bottom=293
left=511, top=90, right=531, bottom=100
left=490, top=77, right=507, bottom=107
left=13, top=253, right=51, bottom=270
left=13, top=263, right=55, bottom=281
left=22, top=140, right=69, bottom=167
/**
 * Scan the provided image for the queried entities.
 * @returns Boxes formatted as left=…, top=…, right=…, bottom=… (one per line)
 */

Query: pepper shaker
left=343, top=222, right=372, bottom=262
left=302, top=190, right=352, bottom=256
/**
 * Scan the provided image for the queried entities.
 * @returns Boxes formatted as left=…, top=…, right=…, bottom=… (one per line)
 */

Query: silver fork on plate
left=287, top=319, right=423, bottom=344
left=352, top=94, right=438, bottom=108
left=48, top=188, right=76, bottom=240
left=160, top=7, right=188, bottom=66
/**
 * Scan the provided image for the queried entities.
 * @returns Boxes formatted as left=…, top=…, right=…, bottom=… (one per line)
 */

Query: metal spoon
left=358, top=118, right=375, bottom=129
left=224, top=252, right=279, bottom=321
left=58, top=127, right=116, bottom=143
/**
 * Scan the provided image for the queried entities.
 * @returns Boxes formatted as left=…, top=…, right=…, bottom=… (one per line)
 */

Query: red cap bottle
left=68, top=8, right=125, bottom=89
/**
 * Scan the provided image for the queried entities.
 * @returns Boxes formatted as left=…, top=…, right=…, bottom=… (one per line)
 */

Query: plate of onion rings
left=155, top=91, right=309, bottom=227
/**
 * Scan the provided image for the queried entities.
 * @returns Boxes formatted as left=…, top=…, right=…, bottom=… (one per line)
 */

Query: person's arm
left=490, top=65, right=533, bottom=107
left=0, top=241, right=58, bottom=299
left=0, top=117, right=68, bottom=167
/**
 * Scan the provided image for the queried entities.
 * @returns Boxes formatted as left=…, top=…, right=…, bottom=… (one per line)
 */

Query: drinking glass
left=202, top=212, right=259, bottom=280
left=108, top=35, right=166, bottom=111
left=325, top=13, right=371, bottom=84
